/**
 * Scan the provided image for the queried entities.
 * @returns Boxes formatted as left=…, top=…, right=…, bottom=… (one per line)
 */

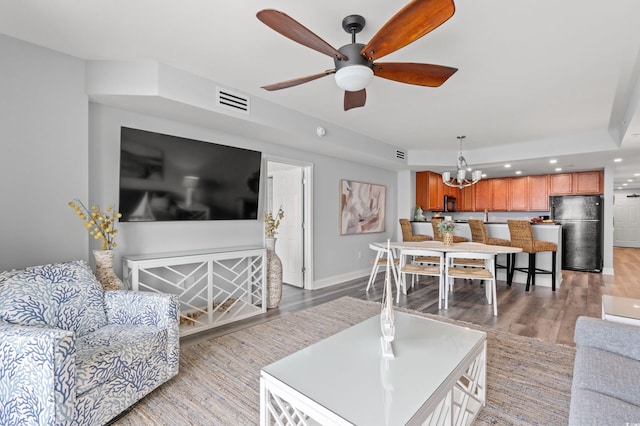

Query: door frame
left=265, top=155, right=314, bottom=289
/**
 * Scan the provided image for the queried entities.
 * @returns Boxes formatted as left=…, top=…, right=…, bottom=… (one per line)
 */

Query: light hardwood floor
left=182, top=247, right=640, bottom=348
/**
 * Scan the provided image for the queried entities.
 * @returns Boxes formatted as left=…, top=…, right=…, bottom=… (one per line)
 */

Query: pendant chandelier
left=442, top=135, right=482, bottom=188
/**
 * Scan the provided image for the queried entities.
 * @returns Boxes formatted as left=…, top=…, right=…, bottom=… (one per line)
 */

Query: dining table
left=384, top=240, right=522, bottom=256
left=373, top=240, right=523, bottom=303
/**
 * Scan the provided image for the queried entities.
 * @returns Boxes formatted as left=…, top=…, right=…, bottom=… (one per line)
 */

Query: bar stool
left=431, top=217, right=484, bottom=271
left=507, top=220, right=557, bottom=291
left=468, top=219, right=512, bottom=283
left=399, top=218, right=439, bottom=267
left=399, top=219, right=432, bottom=242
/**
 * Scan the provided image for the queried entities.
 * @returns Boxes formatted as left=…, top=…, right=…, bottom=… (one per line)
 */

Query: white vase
left=265, top=238, right=283, bottom=309
left=93, top=249, right=123, bottom=291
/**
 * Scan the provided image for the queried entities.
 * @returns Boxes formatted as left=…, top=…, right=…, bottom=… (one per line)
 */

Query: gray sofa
left=569, top=316, right=640, bottom=425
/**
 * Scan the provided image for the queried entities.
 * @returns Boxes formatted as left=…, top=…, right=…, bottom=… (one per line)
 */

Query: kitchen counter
left=410, top=221, right=562, bottom=288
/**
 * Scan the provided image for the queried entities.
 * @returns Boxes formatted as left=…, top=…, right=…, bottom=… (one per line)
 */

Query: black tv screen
left=118, top=127, right=261, bottom=221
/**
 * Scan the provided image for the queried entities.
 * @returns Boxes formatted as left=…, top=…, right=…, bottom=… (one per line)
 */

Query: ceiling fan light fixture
left=334, top=65, right=374, bottom=91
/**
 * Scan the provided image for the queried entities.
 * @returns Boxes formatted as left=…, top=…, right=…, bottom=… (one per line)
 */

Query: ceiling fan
left=257, top=0, right=458, bottom=111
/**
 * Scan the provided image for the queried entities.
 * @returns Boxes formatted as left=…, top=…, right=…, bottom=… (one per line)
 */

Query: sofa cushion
left=0, top=267, right=56, bottom=327
left=569, top=388, right=640, bottom=426
left=574, top=316, right=640, bottom=361
left=75, top=324, right=168, bottom=395
left=0, top=260, right=107, bottom=336
left=572, top=346, right=640, bottom=407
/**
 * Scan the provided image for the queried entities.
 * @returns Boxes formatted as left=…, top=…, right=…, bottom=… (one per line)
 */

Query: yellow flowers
left=68, top=199, right=122, bottom=250
left=264, top=207, right=284, bottom=238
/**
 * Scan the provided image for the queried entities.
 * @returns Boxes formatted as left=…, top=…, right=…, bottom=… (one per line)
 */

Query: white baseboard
left=311, top=268, right=370, bottom=290
left=602, top=267, right=614, bottom=276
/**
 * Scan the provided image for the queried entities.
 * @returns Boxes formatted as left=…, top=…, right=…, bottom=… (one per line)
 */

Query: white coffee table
left=602, top=295, right=640, bottom=326
left=260, top=311, right=487, bottom=426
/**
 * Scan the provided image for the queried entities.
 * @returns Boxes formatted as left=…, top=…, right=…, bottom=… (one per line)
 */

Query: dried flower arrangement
left=264, top=206, right=285, bottom=238
left=68, top=199, right=122, bottom=250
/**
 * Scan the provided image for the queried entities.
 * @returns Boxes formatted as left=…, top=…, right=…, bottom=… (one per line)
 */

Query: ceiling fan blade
left=361, top=0, right=455, bottom=61
left=373, top=62, right=457, bottom=87
left=344, top=89, right=367, bottom=111
left=262, top=70, right=335, bottom=91
left=257, top=10, right=348, bottom=60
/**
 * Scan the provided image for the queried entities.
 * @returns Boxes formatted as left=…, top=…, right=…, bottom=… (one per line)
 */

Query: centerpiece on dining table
left=438, top=220, right=456, bottom=246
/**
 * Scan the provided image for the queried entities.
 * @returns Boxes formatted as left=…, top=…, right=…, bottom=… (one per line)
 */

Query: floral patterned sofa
left=0, top=260, right=180, bottom=425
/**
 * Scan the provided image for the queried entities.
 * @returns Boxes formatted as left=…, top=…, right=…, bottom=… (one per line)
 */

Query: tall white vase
left=265, top=238, right=283, bottom=309
left=93, top=249, right=123, bottom=291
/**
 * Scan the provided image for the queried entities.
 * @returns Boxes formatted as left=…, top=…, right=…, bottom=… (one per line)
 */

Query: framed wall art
left=339, top=179, right=386, bottom=235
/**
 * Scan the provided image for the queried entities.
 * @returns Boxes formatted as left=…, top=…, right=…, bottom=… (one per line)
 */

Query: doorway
left=266, top=159, right=313, bottom=288
left=614, top=194, right=640, bottom=248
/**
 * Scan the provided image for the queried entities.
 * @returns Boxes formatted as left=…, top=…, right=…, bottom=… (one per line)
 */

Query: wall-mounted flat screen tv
left=119, top=127, right=261, bottom=222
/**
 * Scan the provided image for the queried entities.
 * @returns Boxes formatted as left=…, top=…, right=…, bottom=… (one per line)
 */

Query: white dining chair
left=366, top=243, right=400, bottom=295
left=398, top=248, right=445, bottom=306
left=444, top=251, right=498, bottom=316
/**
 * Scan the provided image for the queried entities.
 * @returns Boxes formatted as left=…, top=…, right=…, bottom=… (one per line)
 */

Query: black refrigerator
left=550, top=195, right=603, bottom=272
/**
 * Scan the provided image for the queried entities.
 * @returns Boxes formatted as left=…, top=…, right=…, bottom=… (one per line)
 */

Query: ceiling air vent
left=395, top=150, right=406, bottom=161
left=216, top=87, right=250, bottom=114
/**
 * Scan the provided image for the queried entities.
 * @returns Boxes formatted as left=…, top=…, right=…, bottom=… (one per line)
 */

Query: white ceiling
left=2, top=0, right=640, bottom=188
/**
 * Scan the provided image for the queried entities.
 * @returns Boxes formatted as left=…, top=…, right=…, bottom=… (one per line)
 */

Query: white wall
left=89, top=104, right=397, bottom=286
left=0, top=35, right=89, bottom=270
left=0, top=33, right=398, bottom=287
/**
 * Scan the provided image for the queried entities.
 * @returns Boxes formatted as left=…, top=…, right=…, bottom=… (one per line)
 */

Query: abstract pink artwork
left=340, top=180, right=386, bottom=235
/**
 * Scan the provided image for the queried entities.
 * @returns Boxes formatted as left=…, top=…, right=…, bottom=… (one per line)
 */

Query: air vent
left=395, top=150, right=406, bottom=160
left=216, top=87, right=250, bottom=114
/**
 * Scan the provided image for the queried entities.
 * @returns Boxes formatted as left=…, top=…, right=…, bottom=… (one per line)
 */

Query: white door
left=269, top=163, right=304, bottom=287
left=614, top=195, right=640, bottom=247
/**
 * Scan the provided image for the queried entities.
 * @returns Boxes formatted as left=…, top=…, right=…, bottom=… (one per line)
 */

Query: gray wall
left=0, top=32, right=397, bottom=287
left=89, top=103, right=398, bottom=286
left=0, top=35, right=89, bottom=270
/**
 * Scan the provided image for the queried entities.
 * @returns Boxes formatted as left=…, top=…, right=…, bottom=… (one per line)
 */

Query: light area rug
left=113, top=296, right=575, bottom=425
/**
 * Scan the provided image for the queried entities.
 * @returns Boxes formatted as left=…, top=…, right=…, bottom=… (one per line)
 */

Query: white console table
left=122, top=246, right=266, bottom=336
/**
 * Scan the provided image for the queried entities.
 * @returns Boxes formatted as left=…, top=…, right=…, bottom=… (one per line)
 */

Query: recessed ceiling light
left=549, top=159, right=557, bottom=164
left=623, top=183, right=628, bottom=186
left=618, top=187, right=623, bottom=189
left=515, top=171, right=522, bottom=175
left=628, top=179, right=634, bottom=182
left=614, top=158, right=622, bottom=162
left=504, top=164, right=511, bottom=168
left=555, top=167, right=562, bottom=171
left=635, top=173, right=640, bottom=177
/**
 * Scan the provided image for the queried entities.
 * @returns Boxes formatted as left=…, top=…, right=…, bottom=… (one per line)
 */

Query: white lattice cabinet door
left=123, top=247, right=266, bottom=336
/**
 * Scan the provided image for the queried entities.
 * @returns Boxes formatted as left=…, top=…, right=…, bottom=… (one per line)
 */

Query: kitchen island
left=411, top=221, right=562, bottom=288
